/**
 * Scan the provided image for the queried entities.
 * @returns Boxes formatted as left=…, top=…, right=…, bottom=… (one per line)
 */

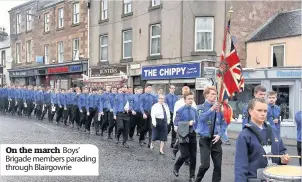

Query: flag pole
left=212, top=6, right=234, bottom=140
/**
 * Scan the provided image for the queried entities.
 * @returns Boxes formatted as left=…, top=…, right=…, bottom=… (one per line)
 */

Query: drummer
left=235, top=98, right=290, bottom=182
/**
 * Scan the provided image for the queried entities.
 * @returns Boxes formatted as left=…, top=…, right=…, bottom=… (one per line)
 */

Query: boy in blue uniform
left=56, top=89, right=66, bottom=124
left=195, top=86, right=227, bottom=182
left=242, top=85, right=268, bottom=128
left=100, top=85, right=112, bottom=136
left=78, top=87, right=89, bottom=129
left=64, top=88, right=74, bottom=125
left=267, top=91, right=281, bottom=135
left=86, top=88, right=98, bottom=134
left=295, top=110, right=302, bottom=166
left=173, top=91, right=198, bottom=182
left=113, top=85, right=132, bottom=148
left=235, top=98, right=290, bottom=182
left=139, top=84, right=156, bottom=148
left=129, top=87, right=143, bottom=140
left=165, top=84, right=179, bottom=148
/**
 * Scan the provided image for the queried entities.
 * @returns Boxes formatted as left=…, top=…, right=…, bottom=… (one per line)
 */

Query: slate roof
left=247, top=9, right=301, bottom=42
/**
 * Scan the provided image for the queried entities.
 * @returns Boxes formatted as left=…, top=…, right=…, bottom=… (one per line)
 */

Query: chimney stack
left=0, top=26, right=8, bottom=41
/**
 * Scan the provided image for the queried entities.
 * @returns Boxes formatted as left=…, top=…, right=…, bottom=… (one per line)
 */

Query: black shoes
left=188, top=177, right=195, bottom=182
left=173, top=169, right=179, bottom=177
left=159, top=151, right=165, bottom=155
left=122, top=143, right=129, bottom=148
left=96, top=132, right=100, bottom=136
left=172, top=151, right=177, bottom=160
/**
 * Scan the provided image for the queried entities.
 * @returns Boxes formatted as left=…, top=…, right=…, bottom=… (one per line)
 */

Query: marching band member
left=235, top=98, right=290, bottom=182
left=195, top=86, right=227, bottom=182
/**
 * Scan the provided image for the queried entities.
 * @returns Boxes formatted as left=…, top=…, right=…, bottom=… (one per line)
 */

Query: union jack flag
left=217, top=19, right=244, bottom=103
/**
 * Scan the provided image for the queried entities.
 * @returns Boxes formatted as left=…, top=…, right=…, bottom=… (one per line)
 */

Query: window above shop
left=271, top=44, right=285, bottom=67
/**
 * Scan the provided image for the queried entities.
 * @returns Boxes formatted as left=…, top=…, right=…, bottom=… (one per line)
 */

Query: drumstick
left=263, top=154, right=301, bottom=158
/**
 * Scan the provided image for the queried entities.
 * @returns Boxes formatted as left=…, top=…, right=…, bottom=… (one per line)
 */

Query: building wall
left=89, top=0, right=225, bottom=68
left=9, top=1, right=37, bottom=66
left=225, top=1, right=301, bottom=67
left=9, top=0, right=88, bottom=68
left=246, top=36, right=302, bottom=68
left=33, top=0, right=88, bottom=64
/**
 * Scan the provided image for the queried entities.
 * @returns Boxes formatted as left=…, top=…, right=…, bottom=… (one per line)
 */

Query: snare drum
left=263, top=165, right=302, bottom=182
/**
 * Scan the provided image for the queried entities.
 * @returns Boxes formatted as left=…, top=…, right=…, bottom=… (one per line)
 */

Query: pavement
left=0, top=115, right=300, bottom=182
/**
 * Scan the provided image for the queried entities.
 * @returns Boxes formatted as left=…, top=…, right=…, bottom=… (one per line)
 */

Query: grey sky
left=0, top=0, right=29, bottom=34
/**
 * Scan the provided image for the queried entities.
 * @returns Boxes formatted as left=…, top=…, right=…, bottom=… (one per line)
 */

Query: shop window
left=272, top=85, right=292, bottom=121
left=228, top=84, right=258, bottom=120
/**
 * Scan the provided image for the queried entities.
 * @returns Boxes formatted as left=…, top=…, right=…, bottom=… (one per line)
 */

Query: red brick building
left=8, top=0, right=89, bottom=88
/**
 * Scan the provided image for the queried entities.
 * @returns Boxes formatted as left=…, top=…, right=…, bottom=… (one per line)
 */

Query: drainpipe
left=180, top=0, right=183, bottom=62
left=87, top=0, right=91, bottom=78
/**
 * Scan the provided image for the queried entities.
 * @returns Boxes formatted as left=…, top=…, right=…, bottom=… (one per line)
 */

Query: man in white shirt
left=172, top=86, right=197, bottom=160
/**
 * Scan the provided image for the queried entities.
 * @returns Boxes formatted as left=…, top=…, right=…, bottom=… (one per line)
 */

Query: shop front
left=141, top=62, right=203, bottom=103
left=9, top=69, right=36, bottom=86
left=8, top=61, right=88, bottom=88
left=228, top=67, right=301, bottom=139
left=46, top=63, right=88, bottom=89
left=88, top=65, right=128, bottom=89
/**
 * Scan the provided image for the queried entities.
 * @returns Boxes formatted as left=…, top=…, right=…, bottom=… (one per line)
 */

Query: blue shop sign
left=70, top=65, right=82, bottom=72
left=142, top=63, right=201, bottom=80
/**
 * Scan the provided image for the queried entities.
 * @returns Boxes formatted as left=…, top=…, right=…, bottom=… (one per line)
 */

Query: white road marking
left=33, top=123, right=55, bottom=133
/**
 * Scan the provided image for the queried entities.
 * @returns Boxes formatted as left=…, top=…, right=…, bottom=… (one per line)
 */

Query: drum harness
left=244, top=121, right=274, bottom=166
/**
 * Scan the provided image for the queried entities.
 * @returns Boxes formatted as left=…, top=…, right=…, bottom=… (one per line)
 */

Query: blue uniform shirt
left=2, top=88, right=8, bottom=97
left=268, top=104, right=281, bottom=133
left=51, top=93, right=58, bottom=105
left=58, top=93, right=66, bottom=108
left=295, top=111, right=302, bottom=142
left=196, top=101, right=227, bottom=137
left=235, top=122, right=287, bottom=182
left=110, top=93, right=117, bottom=109
left=65, top=93, right=73, bottom=105
left=101, top=92, right=112, bottom=110
left=87, top=94, right=98, bottom=110
left=71, top=93, right=78, bottom=105
left=140, top=93, right=156, bottom=114
left=43, top=92, right=51, bottom=105
left=78, top=93, right=88, bottom=110
left=113, top=93, right=132, bottom=117
left=174, top=105, right=198, bottom=129
left=129, top=93, right=141, bottom=112
left=165, top=93, right=178, bottom=113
